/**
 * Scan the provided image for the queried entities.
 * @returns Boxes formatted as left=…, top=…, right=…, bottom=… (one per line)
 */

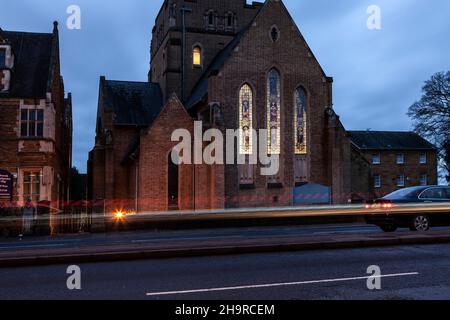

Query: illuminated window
left=193, top=46, right=201, bottom=66
left=294, top=87, right=307, bottom=154
left=267, top=69, right=281, bottom=154
left=239, top=84, right=253, bottom=155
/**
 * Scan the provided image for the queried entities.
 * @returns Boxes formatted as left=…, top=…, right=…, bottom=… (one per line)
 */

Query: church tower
left=149, top=0, right=263, bottom=103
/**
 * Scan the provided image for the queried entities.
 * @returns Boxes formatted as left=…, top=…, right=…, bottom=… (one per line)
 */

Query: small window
left=208, top=12, right=214, bottom=26
left=397, top=174, right=405, bottom=187
left=227, top=15, right=233, bottom=28
left=374, top=174, right=381, bottom=188
left=420, top=174, right=428, bottom=186
left=372, top=154, right=381, bottom=165
left=419, top=153, right=427, bottom=164
left=20, top=109, right=44, bottom=138
left=193, top=46, right=201, bottom=66
left=396, top=153, right=405, bottom=165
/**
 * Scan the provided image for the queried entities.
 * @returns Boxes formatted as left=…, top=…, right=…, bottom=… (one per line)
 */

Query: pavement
left=2, top=242, right=450, bottom=299
left=1, top=223, right=450, bottom=267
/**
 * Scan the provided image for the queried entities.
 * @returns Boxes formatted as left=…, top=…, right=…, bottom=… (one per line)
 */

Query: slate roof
left=101, top=79, right=163, bottom=126
left=0, top=29, right=54, bottom=98
left=348, top=131, right=436, bottom=150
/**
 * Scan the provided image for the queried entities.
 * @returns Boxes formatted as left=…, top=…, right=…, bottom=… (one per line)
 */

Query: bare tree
left=407, top=71, right=450, bottom=184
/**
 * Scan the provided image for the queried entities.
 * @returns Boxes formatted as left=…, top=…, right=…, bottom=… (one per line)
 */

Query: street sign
left=0, top=169, right=13, bottom=200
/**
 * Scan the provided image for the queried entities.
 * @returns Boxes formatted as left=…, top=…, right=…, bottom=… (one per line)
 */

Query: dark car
left=365, top=186, right=450, bottom=232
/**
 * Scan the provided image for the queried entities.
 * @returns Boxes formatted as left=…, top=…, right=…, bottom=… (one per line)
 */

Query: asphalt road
left=1, top=242, right=450, bottom=300
left=0, top=223, right=424, bottom=252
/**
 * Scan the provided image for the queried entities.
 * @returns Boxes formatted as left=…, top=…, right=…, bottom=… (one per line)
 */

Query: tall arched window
left=239, top=84, right=253, bottom=155
left=294, top=87, right=307, bottom=154
left=267, top=69, right=281, bottom=154
left=193, top=46, right=201, bottom=66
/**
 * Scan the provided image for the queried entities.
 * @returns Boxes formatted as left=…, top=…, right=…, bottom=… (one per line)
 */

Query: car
left=365, top=186, right=450, bottom=232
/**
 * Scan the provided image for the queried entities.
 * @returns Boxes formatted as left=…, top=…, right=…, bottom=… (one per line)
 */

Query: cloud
left=1, top=0, right=449, bottom=172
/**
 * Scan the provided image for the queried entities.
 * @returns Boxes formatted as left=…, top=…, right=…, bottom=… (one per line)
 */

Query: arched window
left=193, top=46, right=201, bottom=66
left=294, top=87, right=307, bottom=154
left=267, top=69, right=281, bottom=154
left=225, top=12, right=234, bottom=31
left=208, top=12, right=214, bottom=26
left=239, top=84, right=253, bottom=155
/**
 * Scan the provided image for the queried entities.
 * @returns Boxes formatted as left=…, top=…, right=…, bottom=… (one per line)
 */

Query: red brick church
left=88, top=0, right=437, bottom=213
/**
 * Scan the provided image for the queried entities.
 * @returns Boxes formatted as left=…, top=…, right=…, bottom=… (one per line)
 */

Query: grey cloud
left=1, top=0, right=449, bottom=172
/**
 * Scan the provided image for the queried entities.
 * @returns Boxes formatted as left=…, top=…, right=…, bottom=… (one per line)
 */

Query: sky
left=1, top=0, right=449, bottom=173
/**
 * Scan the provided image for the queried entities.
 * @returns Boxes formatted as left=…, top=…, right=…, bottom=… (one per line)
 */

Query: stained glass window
left=294, top=87, right=307, bottom=154
left=239, top=84, right=253, bottom=155
left=267, top=69, right=281, bottom=154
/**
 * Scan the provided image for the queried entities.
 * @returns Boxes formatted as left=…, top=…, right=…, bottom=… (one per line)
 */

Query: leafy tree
left=407, top=71, right=450, bottom=184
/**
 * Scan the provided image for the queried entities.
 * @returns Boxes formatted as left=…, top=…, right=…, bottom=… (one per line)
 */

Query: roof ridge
left=2, top=30, right=53, bottom=36
left=106, top=79, right=153, bottom=84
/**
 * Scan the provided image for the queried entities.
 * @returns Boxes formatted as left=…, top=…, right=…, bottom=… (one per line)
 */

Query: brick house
left=88, top=0, right=437, bottom=213
left=349, top=131, right=438, bottom=199
left=0, top=22, right=72, bottom=218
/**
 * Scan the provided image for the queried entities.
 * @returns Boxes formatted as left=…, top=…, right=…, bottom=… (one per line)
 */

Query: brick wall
left=139, top=95, right=195, bottom=212
left=207, top=0, right=334, bottom=208
left=150, top=0, right=262, bottom=102
left=364, top=149, right=438, bottom=198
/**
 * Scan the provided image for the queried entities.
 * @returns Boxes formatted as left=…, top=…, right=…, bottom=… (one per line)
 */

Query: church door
left=168, top=154, right=179, bottom=210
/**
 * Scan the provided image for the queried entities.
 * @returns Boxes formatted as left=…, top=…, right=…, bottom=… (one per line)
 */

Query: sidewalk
left=1, top=229, right=450, bottom=268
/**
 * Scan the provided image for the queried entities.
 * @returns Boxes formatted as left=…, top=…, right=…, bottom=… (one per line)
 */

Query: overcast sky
left=1, top=0, right=449, bottom=173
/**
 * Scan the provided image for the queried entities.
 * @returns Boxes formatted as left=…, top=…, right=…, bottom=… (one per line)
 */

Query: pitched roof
left=101, top=79, right=163, bottom=126
left=348, top=131, right=437, bottom=150
left=0, top=29, right=54, bottom=98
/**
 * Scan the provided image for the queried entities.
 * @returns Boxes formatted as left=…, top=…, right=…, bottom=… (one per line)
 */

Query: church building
left=88, top=0, right=437, bottom=213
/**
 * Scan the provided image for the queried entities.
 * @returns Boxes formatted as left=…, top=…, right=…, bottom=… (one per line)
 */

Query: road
left=0, top=223, right=426, bottom=252
left=1, top=242, right=450, bottom=300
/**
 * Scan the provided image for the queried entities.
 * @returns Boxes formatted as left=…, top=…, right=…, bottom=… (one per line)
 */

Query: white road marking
left=146, top=272, right=419, bottom=296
